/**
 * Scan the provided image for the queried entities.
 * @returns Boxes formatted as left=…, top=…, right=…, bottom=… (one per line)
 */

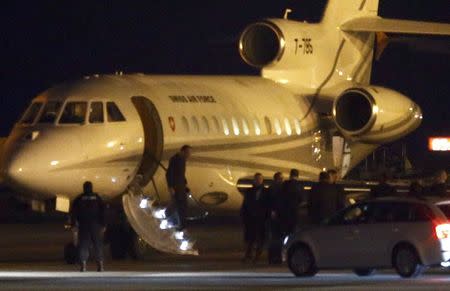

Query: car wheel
left=288, top=244, right=318, bottom=277
left=353, top=268, right=375, bottom=276
left=393, top=245, right=424, bottom=278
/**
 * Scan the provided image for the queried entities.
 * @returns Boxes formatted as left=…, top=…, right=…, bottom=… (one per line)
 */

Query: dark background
left=1, top=0, right=449, bottom=171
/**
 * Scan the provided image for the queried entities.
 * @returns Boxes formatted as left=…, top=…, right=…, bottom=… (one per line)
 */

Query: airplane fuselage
left=2, top=74, right=347, bottom=211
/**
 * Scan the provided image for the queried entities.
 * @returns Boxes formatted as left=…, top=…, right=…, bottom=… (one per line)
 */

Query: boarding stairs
left=122, top=176, right=199, bottom=256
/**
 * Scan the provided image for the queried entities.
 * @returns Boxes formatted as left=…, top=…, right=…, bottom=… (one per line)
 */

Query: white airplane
left=1, top=0, right=449, bottom=259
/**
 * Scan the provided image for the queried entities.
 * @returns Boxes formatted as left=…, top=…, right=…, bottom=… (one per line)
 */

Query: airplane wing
left=341, top=17, right=450, bottom=36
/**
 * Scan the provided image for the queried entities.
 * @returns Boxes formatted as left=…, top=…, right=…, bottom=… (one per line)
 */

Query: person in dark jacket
left=370, top=173, right=396, bottom=198
left=166, top=145, right=192, bottom=230
left=71, top=181, right=106, bottom=272
left=266, top=171, right=284, bottom=264
left=327, top=169, right=346, bottom=210
left=240, top=173, right=269, bottom=263
left=429, top=170, right=448, bottom=197
left=279, top=169, right=303, bottom=236
left=308, top=172, right=332, bottom=224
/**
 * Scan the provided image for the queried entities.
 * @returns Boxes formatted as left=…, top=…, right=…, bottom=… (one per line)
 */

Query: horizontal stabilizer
left=341, top=17, right=450, bottom=36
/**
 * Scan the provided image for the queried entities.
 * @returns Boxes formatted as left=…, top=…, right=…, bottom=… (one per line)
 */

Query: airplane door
left=131, top=96, right=164, bottom=187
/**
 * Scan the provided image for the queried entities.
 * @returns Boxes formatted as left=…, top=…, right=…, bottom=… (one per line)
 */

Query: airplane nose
left=1, top=142, right=35, bottom=189
left=1, top=129, right=85, bottom=195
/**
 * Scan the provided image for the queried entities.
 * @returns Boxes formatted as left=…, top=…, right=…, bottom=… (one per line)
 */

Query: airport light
left=429, top=137, right=450, bottom=152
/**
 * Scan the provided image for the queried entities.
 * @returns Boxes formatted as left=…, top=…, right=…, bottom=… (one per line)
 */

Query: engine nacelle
left=333, top=86, right=422, bottom=143
left=239, top=21, right=285, bottom=68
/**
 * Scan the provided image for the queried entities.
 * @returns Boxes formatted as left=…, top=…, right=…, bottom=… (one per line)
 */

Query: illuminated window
left=21, top=102, right=43, bottom=124
left=241, top=118, right=250, bottom=135
left=253, top=118, right=261, bottom=136
left=59, top=102, right=87, bottom=124
left=89, top=102, right=104, bottom=124
left=39, top=101, right=62, bottom=124
left=191, top=116, right=200, bottom=133
left=231, top=117, right=240, bottom=136
left=107, top=102, right=126, bottom=122
left=264, top=117, right=272, bottom=135
left=294, top=118, right=302, bottom=135
left=284, top=118, right=292, bottom=136
left=201, top=116, right=210, bottom=133
left=221, top=118, right=230, bottom=136
left=212, top=116, right=221, bottom=133
left=274, top=118, right=282, bottom=135
left=181, top=116, right=189, bottom=132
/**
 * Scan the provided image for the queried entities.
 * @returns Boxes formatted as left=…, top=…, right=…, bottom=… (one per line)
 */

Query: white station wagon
left=283, top=198, right=450, bottom=278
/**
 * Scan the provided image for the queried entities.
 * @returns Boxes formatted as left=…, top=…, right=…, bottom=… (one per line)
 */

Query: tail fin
left=322, top=0, right=379, bottom=26
left=319, top=0, right=381, bottom=86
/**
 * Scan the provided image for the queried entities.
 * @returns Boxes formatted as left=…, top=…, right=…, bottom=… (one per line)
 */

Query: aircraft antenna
left=283, top=8, right=292, bottom=20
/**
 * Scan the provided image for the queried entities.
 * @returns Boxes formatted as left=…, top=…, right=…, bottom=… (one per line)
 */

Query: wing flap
left=341, top=17, right=450, bottom=36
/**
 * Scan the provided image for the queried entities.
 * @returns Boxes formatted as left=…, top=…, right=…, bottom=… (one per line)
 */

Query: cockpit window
left=59, top=102, right=87, bottom=124
left=20, top=102, right=43, bottom=124
left=89, top=102, right=104, bottom=124
left=38, top=101, right=62, bottom=124
left=107, top=102, right=126, bottom=122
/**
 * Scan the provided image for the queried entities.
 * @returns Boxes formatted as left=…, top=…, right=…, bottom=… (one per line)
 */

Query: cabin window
left=222, top=118, right=230, bottom=136
left=294, top=118, right=302, bottom=135
left=242, top=118, right=250, bottom=135
left=253, top=118, right=261, bottom=136
left=38, top=101, right=62, bottom=124
left=191, top=116, right=200, bottom=133
left=264, top=116, right=272, bottom=135
left=59, top=102, right=87, bottom=124
left=21, top=102, right=43, bottom=124
left=284, top=118, right=292, bottom=136
left=212, top=116, right=221, bottom=133
left=106, top=102, right=126, bottom=122
left=181, top=116, right=189, bottom=132
left=274, top=118, right=282, bottom=135
left=231, top=117, right=240, bottom=136
left=89, top=102, right=104, bottom=124
left=201, top=116, right=210, bottom=133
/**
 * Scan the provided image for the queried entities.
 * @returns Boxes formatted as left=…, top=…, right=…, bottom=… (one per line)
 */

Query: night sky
left=1, top=0, right=449, bottom=170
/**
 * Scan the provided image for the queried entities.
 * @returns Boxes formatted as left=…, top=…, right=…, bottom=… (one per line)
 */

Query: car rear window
left=411, top=204, right=435, bottom=222
left=438, top=204, right=450, bottom=219
left=371, top=202, right=434, bottom=223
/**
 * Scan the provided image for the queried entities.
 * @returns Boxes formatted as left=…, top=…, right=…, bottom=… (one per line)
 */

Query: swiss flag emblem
left=168, top=116, right=176, bottom=132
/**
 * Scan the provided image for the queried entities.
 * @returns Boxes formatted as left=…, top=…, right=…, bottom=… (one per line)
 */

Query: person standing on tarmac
left=308, top=171, right=335, bottom=225
left=240, top=173, right=269, bottom=263
left=327, top=169, right=346, bottom=210
left=279, top=169, right=303, bottom=237
left=266, top=171, right=284, bottom=264
left=166, top=145, right=192, bottom=230
left=71, top=181, right=106, bottom=272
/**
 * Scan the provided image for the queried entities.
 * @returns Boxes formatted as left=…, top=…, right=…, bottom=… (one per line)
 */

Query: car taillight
left=436, top=224, right=450, bottom=239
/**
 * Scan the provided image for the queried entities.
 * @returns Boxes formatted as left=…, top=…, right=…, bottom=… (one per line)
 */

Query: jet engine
left=332, top=86, right=422, bottom=143
left=239, top=21, right=285, bottom=68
